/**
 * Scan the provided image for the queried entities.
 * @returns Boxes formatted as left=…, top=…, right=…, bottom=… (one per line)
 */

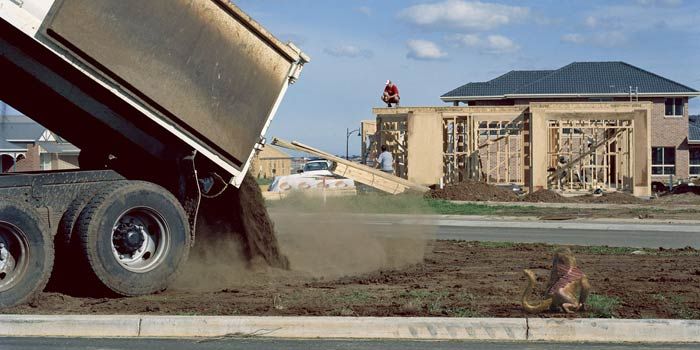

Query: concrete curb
left=448, top=200, right=700, bottom=211
left=0, top=315, right=699, bottom=343
left=528, top=318, right=700, bottom=343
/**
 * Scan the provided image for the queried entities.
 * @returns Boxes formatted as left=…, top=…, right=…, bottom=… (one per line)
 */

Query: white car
left=268, top=160, right=355, bottom=192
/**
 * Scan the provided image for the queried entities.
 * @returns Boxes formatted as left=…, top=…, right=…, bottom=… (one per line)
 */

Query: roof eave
left=441, top=92, right=700, bottom=101
left=441, top=95, right=506, bottom=102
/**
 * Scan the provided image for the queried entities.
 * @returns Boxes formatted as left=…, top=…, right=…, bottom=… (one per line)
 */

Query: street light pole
left=346, top=127, right=360, bottom=160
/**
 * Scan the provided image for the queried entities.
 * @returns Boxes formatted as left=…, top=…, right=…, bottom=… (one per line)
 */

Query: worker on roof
left=381, top=80, right=400, bottom=107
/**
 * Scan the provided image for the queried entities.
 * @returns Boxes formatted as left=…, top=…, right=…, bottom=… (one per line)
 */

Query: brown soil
left=655, top=192, right=700, bottom=205
left=571, top=192, right=646, bottom=205
left=426, top=180, right=519, bottom=202
left=8, top=241, right=699, bottom=319
left=521, top=189, right=571, bottom=203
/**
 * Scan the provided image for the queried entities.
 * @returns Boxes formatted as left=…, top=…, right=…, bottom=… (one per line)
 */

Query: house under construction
left=367, top=62, right=700, bottom=197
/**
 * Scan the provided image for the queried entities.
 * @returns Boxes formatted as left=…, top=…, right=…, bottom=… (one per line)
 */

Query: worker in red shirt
left=382, top=80, right=400, bottom=107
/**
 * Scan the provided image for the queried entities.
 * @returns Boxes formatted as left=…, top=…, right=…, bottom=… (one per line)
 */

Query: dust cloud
left=271, top=193, right=435, bottom=279
left=172, top=182, right=435, bottom=291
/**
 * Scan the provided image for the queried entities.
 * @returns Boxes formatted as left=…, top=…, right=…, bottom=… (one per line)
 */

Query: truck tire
left=58, top=188, right=102, bottom=247
left=75, top=181, right=190, bottom=296
left=0, top=201, right=54, bottom=308
left=48, top=183, right=123, bottom=293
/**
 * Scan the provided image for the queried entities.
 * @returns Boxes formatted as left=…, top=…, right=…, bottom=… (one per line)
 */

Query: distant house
left=250, top=145, right=292, bottom=179
left=690, top=115, right=700, bottom=177
left=441, top=61, right=700, bottom=181
left=0, top=115, right=80, bottom=172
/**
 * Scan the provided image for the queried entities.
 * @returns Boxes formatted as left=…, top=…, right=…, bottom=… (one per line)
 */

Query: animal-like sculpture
left=522, top=247, right=591, bottom=313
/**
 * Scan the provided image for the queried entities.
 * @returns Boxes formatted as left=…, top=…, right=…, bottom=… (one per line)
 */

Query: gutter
left=441, top=92, right=700, bottom=102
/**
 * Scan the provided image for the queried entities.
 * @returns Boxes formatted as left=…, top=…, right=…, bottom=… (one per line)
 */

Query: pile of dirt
left=670, top=183, right=700, bottom=196
left=196, top=173, right=289, bottom=269
left=521, top=189, right=571, bottom=203
left=655, top=192, right=700, bottom=205
left=426, top=180, right=518, bottom=202
left=572, top=191, right=646, bottom=204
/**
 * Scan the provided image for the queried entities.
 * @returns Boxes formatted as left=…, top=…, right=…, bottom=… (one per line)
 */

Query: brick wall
left=646, top=97, right=689, bottom=180
left=12, top=144, right=41, bottom=172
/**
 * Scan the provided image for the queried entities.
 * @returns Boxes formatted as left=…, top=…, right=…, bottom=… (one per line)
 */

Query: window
left=691, top=148, right=700, bottom=176
left=652, top=147, right=675, bottom=175
left=664, top=98, right=684, bottom=117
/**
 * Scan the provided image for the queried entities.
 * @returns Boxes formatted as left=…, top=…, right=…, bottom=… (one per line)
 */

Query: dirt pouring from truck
left=0, top=0, right=309, bottom=308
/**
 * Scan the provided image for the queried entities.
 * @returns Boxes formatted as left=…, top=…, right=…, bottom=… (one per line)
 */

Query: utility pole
left=346, top=127, right=359, bottom=160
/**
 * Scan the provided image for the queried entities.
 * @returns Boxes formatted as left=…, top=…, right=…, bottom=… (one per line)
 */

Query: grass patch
left=426, top=199, right=504, bottom=215
left=268, top=192, right=435, bottom=214
left=586, top=294, right=621, bottom=318
left=399, top=290, right=451, bottom=315
left=398, top=290, right=480, bottom=316
left=475, top=241, right=518, bottom=249
left=575, top=246, right=643, bottom=255
left=449, top=307, right=482, bottom=318
left=334, top=291, right=375, bottom=304
left=267, top=191, right=700, bottom=222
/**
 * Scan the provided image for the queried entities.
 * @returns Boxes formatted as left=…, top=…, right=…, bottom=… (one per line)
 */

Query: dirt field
left=7, top=240, right=699, bottom=319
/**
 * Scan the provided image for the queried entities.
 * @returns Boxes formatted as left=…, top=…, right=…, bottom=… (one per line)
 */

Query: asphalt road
left=0, top=338, right=695, bottom=350
left=271, top=213, right=700, bottom=249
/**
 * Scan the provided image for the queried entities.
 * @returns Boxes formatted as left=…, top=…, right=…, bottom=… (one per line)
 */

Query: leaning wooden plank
left=334, top=163, right=410, bottom=194
left=271, top=137, right=429, bottom=194
left=290, top=140, right=427, bottom=190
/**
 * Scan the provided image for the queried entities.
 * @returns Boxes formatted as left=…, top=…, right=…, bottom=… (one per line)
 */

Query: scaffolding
left=442, top=114, right=526, bottom=185
left=546, top=119, right=634, bottom=192
left=376, top=116, right=408, bottom=179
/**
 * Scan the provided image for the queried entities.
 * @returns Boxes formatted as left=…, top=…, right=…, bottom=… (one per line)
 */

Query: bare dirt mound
left=655, top=192, right=700, bottom=205
left=573, top=191, right=646, bottom=204
left=426, top=180, right=518, bottom=202
left=670, top=184, right=700, bottom=196
left=521, top=189, right=571, bottom=203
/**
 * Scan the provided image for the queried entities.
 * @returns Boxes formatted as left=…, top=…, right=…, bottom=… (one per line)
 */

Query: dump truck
left=0, top=0, right=308, bottom=307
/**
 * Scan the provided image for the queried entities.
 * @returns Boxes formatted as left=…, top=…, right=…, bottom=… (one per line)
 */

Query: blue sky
left=236, top=0, right=700, bottom=155
left=3, top=0, right=699, bottom=156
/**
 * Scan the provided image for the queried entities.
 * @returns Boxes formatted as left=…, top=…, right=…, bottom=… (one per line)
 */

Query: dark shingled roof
left=443, top=70, right=552, bottom=98
left=690, top=117, right=700, bottom=143
left=442, top=62, right=699, bottom=99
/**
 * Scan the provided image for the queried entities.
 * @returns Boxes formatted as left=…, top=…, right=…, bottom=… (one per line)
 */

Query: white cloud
left=406, top=40, right=448, bottom=60
left=398, top=0, right=529, bottom=31
left=450, top=34, right=520, bottom=53
left=560, top=33, right=585, bottom=44
left=324, top=45, right=373, bottom=59
left=584, top=16, right=597, bottom=28
left=560, top=31, right=628, bottom=47
left=485, top=35, right=519, bottom=53
left=355, top=6, right=372, bottom=16
left=590, top=31, right=628, bottom=47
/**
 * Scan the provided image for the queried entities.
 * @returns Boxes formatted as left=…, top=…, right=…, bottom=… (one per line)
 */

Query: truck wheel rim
left=0, top=222, right=30, bottom=293
left=111, top=207, right=170, bottom=273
